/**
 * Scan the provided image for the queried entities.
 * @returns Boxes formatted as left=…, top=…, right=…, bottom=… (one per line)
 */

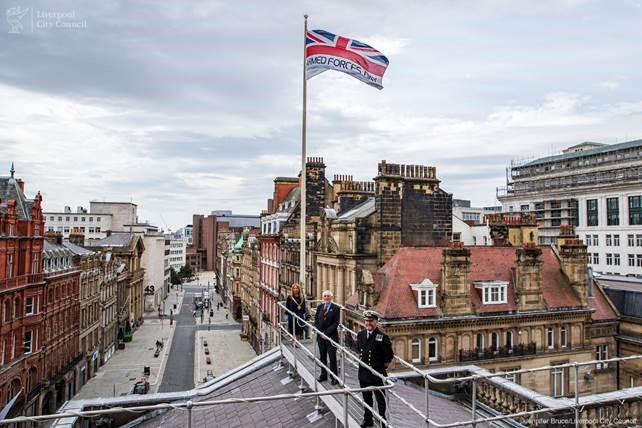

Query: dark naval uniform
left=357, top=326, right=393, bottom=425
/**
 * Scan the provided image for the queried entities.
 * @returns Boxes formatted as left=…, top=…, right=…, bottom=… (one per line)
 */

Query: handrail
left=278, top=301, right=394, bottom=427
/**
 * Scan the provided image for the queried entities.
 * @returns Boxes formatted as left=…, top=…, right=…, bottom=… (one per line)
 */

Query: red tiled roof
left=373, top=246, right=583, bottom=319
left=588, top=284, right=617, bottom=321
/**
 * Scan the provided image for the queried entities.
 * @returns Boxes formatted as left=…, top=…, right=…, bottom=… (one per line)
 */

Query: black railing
left=459, top=342, right=536, bottom=362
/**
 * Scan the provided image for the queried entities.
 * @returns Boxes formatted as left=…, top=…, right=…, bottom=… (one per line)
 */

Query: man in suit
left=314, top=290, right=340, bottom=385
left=357, top=310, right=393, bottom=427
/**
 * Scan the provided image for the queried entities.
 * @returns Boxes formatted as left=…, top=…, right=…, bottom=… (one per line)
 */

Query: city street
left=73, top=288, right=184, bottom=399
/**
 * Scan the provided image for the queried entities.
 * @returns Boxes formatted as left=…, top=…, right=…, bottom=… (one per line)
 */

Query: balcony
left=0, top=273, right=44, bottom=290
left=459, top=342, right=536, bottom=362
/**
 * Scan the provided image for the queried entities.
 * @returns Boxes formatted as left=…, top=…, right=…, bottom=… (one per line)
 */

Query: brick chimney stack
left=440, top=242, right=474, bottom=316
left=514, top=244, right=546, bottom=311
left=44, top=231, right=63, bottom=246
left=16, top=178, right=24, bottom=193
left=559, top=239, right=589, bottom=306
left=332, top=174, right=375, bottom=213
left=375, top=160, right=452, bottom=266
left=68, top=232, right=85, bottom=247
left=305, top=157, right=326, bottom=218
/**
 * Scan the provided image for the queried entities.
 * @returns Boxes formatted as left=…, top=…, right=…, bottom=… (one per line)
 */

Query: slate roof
left=519, top=139, right=642, bottom=168
left=335, top=197, right=375, bottom=222
left=137, top=360, right=334, bottom=428
left=89, top=232, right=134, bottom=248
left=373, top=246, right=585, bottom=319
left=63, top=240, right=95, bottom=256
left=44, top=240, right=74, bottom=257
left=0, top=175, right=31, bottom=220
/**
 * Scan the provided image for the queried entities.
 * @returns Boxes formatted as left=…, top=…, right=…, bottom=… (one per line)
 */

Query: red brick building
left=259, top=178, right=299, bottom=351
left=40, top=234, right=82, bottom=414
left=0, top=165, right=46, bottom=419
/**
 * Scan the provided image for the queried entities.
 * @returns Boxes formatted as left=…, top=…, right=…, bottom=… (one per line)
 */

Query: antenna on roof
left=10, top=162, right=14, bottom=178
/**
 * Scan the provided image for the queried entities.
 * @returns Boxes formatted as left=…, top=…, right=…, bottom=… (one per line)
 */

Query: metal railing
left=3, top=299, right=642, bottom=428
left=278, top=300, right=395, bottom=427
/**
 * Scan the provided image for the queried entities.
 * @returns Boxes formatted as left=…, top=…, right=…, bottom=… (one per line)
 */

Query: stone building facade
left=345, top=238, right=618, bottom=398
left=316, top=162, right=453, bottom=305
left=0, top=167, right=46, bottom=419
left=239, top=230, right=261, bottom=353
left=64, top=235, right=102, bottom=386
left=88, top=233, right=145, bottom=336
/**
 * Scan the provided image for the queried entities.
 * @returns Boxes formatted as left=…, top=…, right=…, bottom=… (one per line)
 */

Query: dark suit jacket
left=314, top=302, right=340, bottom=342
left=357, top=328, right=393, bottom=384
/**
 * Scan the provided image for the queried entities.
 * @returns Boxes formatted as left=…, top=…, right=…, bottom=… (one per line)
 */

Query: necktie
left=324, top=303, right=329, bottom=313
left=367, top=332, right=371, bottom=340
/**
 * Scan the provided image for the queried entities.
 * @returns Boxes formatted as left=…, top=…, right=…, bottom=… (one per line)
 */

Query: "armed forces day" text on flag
left=305, top=29, right=389, bottom=90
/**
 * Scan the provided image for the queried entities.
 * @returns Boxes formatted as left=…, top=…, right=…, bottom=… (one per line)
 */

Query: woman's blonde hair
left=290, top=282, right=304, bottom=299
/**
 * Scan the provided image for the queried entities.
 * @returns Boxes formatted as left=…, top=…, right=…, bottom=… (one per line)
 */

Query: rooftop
left=517, top=138, right=642, bottom=168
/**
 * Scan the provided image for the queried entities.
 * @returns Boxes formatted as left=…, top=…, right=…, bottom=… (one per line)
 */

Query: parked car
left=132, top=377, right=150, bottom=395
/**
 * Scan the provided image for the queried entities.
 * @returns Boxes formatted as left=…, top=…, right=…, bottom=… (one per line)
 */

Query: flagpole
left=300, top=14, right=308, bottom=294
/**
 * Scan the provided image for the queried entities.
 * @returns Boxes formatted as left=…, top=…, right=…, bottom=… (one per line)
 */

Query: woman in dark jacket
left=285, top=283, right=308, bottom=339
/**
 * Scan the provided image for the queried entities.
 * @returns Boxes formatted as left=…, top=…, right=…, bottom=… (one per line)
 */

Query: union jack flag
left=305, top=29, right=389, bottom=90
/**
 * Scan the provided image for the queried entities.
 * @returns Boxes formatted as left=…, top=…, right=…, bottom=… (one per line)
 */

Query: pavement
left=73, top=288, right=184, bottom=399
left=193, top=288, right=256, bottom=384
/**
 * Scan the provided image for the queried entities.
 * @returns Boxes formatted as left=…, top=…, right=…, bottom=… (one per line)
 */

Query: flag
left=0, top=389, right=22, bottom=421
left=305, top=29, right=389, bottom=90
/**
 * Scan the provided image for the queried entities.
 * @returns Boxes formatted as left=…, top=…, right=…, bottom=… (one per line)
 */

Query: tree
left=179, top=264, right=193, bottom=280
left=170, top=267, right=182, bottom=285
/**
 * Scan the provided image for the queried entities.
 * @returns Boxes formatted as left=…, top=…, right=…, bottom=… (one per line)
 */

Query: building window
left=418, top=289, right=436, bottom=308
left=88, top=227, right=95, bottom=234
left=491, top=332, right=499, bottom=351
left=586, top=199, right=598, bottom=226
left=25, top=297, right=35, bottom=315
left=97, top=217, right=101, bottom=222
left=506, top=331, right=514, bottom=351
left=411, top=338, right=421, bottom=363
left=637, top=235, right=642, bottom=247
left=614, top=253, right=620, bottom=266
left=592, top=253, right=599, bottom=264
left=452, top=232, right=461, bottom=241
left=58, top=216, right=62, bottom=221
left=520, top=204, right=529, bottom=211
left=96, top=227, right=101, bottom=233
left=481, top=282, right=507, bottom=304
left=614, top=234, right=620, bottom=246
left=476, top=333, right=484, bottom=351
left=3, top=301, right=10, bottom=322
left=428, top=337, right=438, bottom=362
left=65, top=216, right=70, bottom=221
left=31, top=254, right=39, bottom=274
left=606, top=197, right=619, bottom=225
left=81, top=217, right=86, bottom=222
left=628, top=234, right=635, bottom=246
left=637, top=255, right=642, bottom=267
left=547, top=327, right=554, bottom=349
left=552, top=366, right=565, bottom=397
left=503, top=367, right=521, bottom=384
left=63, top=226, right=70, bottom=233
left=74, top=216, right=78, bottom=221
left=606, top=253, right=613, bottom=265
left=629, top=196, right=642, bottom=225
left=49, top=216, right=54, bottom=221
left=629, top=254, right=635, bottom=267
left=596, top=344, right=608, bottom=369
left=89, top=217, right=93, bottom=222
left=23, top=331, right=33, bottom=354
left=593, top=235, right=599, bottom=246
left=560, top=327, right=567, bottom=348
left=606, top=235, right=612, bottom=246
left=585, top=235, right=592, bottom=246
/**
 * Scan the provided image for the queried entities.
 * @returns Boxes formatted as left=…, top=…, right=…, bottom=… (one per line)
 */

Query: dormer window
left=475, top=280, right=508, bottom=305
left=410, top=278, right=438, bottom=308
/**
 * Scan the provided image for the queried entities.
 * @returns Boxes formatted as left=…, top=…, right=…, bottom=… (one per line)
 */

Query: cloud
left=1, top=0, right=642, bottom=226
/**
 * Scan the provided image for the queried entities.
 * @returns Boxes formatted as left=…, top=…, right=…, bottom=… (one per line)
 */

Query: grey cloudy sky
left=1, top=0, right=642, bottom=230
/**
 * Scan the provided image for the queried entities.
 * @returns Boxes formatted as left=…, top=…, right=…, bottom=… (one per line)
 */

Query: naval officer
left=357, top=310, right=393, bottom=427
